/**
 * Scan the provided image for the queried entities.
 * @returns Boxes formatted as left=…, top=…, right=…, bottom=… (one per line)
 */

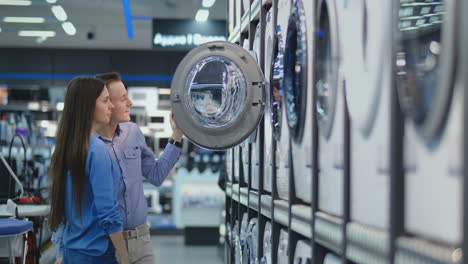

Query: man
left=52, top=72, right=183, bottom=264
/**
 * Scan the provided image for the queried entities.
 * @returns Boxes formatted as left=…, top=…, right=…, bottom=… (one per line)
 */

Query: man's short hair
left=95, top=72, right=121, bottom=85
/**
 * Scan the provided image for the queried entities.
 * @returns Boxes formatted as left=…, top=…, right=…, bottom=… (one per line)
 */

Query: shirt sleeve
left=51, top=223, right=64, bottom=258
left=88, top=144, right=123, bottom=234
left=137, top=126, right=181, bottom=186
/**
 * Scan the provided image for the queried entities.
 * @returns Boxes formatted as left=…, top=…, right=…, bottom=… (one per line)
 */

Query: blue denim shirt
left=57, top=132, right=123, bottom=256
left=52, top=123, right=181, bottom=257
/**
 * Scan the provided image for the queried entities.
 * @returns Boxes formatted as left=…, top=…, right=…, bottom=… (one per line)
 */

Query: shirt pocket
left=124, top=146, right=140, bottom=159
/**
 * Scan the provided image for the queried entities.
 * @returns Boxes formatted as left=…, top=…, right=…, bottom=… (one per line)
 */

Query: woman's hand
left=54, top=257, right=63, bottom=264
left=115, top=249, right=130, bottom=264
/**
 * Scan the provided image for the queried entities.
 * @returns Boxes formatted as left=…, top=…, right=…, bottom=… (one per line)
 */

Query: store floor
left=152, top=235, right=223, bottom=264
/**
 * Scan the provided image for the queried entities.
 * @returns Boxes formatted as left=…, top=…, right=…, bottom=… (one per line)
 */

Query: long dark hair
left=48, top=76, right=105, bottom=232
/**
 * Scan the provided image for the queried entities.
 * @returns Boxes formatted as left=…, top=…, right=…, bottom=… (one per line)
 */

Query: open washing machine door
left=293, top=240, right=312, bottom=264
left=341, top=0, right=392, bottom=136
left=260, top=221, right=273, bottom=264
left=263, top=9, right=275, bottom=193
left=171, top=41, right=265, bottom=150
left=395, top=0, right=456, bottom=144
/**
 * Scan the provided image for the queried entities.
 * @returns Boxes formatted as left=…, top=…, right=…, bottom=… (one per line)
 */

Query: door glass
left=315, top=3, right=337, bottom=130
left=271, top=27, right=284, bottom=141
left=396, top=0, right=445, bottom=126
left=284, top=1, right=308, bottom=142
left=185, top=56, right=248, bottom=128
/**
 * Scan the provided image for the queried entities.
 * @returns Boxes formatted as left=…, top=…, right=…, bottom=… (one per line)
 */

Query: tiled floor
left=151, top=235, right=224, bottom=264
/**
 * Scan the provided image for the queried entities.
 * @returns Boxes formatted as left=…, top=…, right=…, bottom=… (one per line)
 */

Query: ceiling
left=0, top=0, right=227, bottom=50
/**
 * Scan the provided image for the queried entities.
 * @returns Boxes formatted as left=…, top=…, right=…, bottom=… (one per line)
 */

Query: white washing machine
left=277, top=228, right=289, bottom=264
left=241, top=39, right=252, bottom=186
left=243, top=0, right=251, bottom=16
left=263, top=9, right=275, bottom=193
left=340, top=0, right=394, bottom=229
left=261, top=221, right=273, bottom=264
left=283, top=0, right=314, bottom=203
left=395, top=0, right=462, bottom=245
left=226, top=148, right=233, bottom=182
left=315, top=0, right=346, bottom=217
left=323, top=253, right=342, bottom=264
left=274, top=0, right=292, bottom=200
left=293, top=240, right=312, bottom=264
left=262, top=0, right=272, bottom=7
left=243, top=218, right=258, bottom=264
left=250, top=22, right=263, bottom=190
left=239, top=213, right=249, bottom=262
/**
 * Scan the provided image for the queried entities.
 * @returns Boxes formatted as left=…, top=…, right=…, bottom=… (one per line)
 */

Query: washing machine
left=242, top=218, right=259, bottom=264
left=395, top=0, right=462, bottom=245
left=263, top=9, right=275, bottom=193
left=250, top=22, right=263, bottom=190
left=241, top=38, right=252, bottom=186
left=274, top=0, right=292, bottom=200
left=239, top=213, right=250, bottom=263
left=315, top=0, right=346, bottom=217
left=283, top=0, right=314, bottom=203
left=277, top=228, right=289, bottom=264
left=243, top=0, right=251, bottom=16
left=260, top=221, right=273, bottom=264
left=323, top=253, right=342, bottom=264
left=340, top=0, right=394, bottom=229
left=293, top=240, right=312, bottom=264
left=233, top=220, right=241, bottom=264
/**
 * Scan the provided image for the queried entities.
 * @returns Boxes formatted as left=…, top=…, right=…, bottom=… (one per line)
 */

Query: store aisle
left=151, top=235, right=223, bottom=264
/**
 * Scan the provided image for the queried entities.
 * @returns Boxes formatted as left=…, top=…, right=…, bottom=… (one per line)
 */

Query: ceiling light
left=18, top=30, right=56, bottom=37
left=0, top=0, right=31, bottom=6
left=62, top=21, right=76, bottom=36
left=202, top=0, right=216, bottom=8
left=4, top=17, right=45, bottom=23
left=195, top=9, right=209, bottom=22
left=46, top=0, right=56, bottom=3
left=51, top=5, right=67, bottom=21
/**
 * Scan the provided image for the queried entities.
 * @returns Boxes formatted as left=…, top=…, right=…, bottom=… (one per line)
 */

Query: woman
left=48, top=76, right=129, bottom=264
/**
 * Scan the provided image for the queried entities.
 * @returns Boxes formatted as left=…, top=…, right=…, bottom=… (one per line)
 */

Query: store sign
left=152, top=19, right=226, bottom=50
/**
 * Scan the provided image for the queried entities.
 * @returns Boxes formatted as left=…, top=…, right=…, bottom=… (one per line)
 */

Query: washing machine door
left=284, top=0, right=308, bottom=142
left=315, top=0, right=340, bottom=139
left=171, top=41, right=265, bottom=150
left=293, top=240, right=312, bottom=264
left=342, top=0, right=392, bottom=136
left=395, top=0, right=456, bottom=143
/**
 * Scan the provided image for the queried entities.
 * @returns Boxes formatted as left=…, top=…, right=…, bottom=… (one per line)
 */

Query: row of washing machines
left=223, top=0, right=465, bottom=262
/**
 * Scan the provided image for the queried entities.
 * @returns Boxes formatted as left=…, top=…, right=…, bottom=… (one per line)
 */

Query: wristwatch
left=168, top=138, right=182, bottom=148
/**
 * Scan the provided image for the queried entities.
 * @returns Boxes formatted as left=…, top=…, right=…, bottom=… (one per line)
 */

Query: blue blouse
left=61, top=132, right=123, bottom=256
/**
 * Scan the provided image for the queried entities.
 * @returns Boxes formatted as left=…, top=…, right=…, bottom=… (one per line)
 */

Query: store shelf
left=314, top=211, right=344, bottom=255
left=0, top=102, right=63, bottom=112
left=226, top=182, right=232, bottom=198
left=395, top=236, right=462, bottom=264
left=260, top=194, right=272, bottom=219
left=240, top=187, right=249, bottom=207
left=273, top=199, right=289, bottom=227
left=232, top=183, right=240, bottom=202
left=228, top=25, right=241, bottom=43
left=346, top=222, right=390, bottom=264
left=291, top=204, right=312, bottom=239
left=249, top=190, right=259, bottom=212
left=250, top=0, right=261, bottom=22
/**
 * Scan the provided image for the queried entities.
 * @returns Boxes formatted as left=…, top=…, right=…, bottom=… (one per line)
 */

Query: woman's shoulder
left=88, top=133, right=107, bottom=152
